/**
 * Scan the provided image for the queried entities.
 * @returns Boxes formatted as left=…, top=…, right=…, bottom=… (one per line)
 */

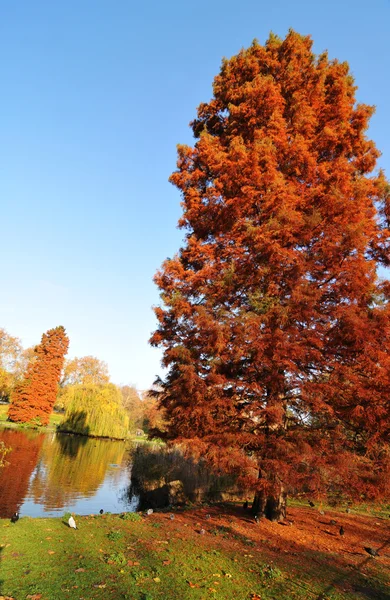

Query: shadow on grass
left=314, top=537, right=390, bottom=600
left=179, top=503, right=390, bottom=600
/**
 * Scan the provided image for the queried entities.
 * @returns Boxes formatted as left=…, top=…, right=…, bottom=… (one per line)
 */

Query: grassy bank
left=0, top=404, right=149, bottom=442
left=0, top=404, right=62, bottom=431
left=0, top=504, right=389, bottom=600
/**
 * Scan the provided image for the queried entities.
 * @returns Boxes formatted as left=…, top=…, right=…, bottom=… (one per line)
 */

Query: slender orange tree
left=8, top=326, right=69, bottom=425
left=151, top=31, right=390, bottom=520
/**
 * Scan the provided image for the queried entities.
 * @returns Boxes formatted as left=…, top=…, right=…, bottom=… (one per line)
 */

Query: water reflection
left=0, top=426, right=137, bottom=518
left=0, top=428, right=44, bottom=518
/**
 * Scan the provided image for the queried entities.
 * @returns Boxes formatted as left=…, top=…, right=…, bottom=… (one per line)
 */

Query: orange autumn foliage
left=0, top=428, right=44, bottom=517
left=151, top=31, right=390, bottom=508
left=8, top=326, right=69, bottom=425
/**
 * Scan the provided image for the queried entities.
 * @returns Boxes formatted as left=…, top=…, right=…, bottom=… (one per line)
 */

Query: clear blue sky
left=1, top=0, right=389, bottom=390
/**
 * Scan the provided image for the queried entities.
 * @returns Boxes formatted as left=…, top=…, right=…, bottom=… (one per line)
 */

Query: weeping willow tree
left=58, top=383, right=129, bottom=439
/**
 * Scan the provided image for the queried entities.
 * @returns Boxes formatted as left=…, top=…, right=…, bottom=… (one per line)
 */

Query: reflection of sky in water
left=21, top=465, right=139, bottom=517
left=0, top=427, right=140, bottom=518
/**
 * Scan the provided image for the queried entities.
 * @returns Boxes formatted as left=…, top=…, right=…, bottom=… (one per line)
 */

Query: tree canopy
left=58, top=383, right=129, bottom=439
left=151, top=31, right=390, bottom=516
left=8, top=326, right=69, bottom=425
left=0, top=328, right=25, bottom=402
left=61, top=356, right=110, bottom=387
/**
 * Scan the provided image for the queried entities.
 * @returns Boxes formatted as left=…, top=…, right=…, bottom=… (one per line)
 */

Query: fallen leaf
left=48, top=550, right=55, bottom=555
left=26, top=596, right=42, bottom=600
left=153, top=577, right=161, bottom=582
left=208, top=588, right=217, bottom=593
left=94, top=584, right=106, bottom=589
left=75, top=568, right=85, bottom=573
left=45, top=537, right=52, bottom=540
left=163, top=560, right=171, bottom=565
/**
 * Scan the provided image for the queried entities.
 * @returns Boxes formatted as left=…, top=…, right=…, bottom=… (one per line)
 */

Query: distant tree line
left=0, top=325, right=164, bottom=438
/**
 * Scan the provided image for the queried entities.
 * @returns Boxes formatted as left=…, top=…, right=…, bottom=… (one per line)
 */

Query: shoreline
left=0, top=405, right=150, bottom=442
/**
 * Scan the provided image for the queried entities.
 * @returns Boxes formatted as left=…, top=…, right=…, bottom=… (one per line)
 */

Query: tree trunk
left=252, top=487, right=287, bottom=522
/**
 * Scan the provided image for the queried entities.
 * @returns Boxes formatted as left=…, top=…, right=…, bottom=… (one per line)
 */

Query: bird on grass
left=364, top=547, right=379, bottom=558
left=308, top=500, right=315, bottom=508
left=254, top=514, right=260, bottom=524
left=169, top=513, right=175, bottom=520
left=146, top=508, right=154, bottom=516
left=339, top=526, right=344, bottom=536
left=330, top=519, right=337, bottom=526
left=68, top=515, right=77, bottom=529
left=205, top=514, right=211, bottom=520
left=11, top=511, right=19, bottom=524
left=99, top=509, right=104, bottom=515
left=199, top=528, right=206, bottom=535
left=243, top=500, right=249, bottom=510
left=345, top=507, right=351, bottom=514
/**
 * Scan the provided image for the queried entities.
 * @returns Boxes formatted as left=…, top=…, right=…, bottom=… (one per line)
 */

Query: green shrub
left=120, top=512, right=141, bottom=521
left=107, top=530, right=124, bottom=541
left=105, top=551, right=127, bottom=565
left=259, top=563, right=283, bottom=580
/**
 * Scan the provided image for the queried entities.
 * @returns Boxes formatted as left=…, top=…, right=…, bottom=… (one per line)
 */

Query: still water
left=0, top=426, right=139, bottom=518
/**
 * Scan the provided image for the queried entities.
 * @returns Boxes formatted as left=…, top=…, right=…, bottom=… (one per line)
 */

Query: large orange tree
left=8, top=326, right=69, bottom=425
left=151, top=31, right=390, bottom=520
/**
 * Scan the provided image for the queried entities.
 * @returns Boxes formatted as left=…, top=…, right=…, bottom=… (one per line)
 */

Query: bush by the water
left=129, top=444, right=241, bottom=507
left=58, top=383, right=129, bottom=439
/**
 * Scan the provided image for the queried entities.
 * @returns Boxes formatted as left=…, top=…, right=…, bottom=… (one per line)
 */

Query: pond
left=0, top=426, right=139, bottom=518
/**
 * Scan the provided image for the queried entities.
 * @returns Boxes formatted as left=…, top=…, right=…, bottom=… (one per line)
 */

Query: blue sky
left=1, top=0, right=389, bottom=390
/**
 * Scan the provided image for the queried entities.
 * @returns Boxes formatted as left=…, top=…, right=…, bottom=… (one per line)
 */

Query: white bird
left=146, top=509, right=153, bottom=515
left=68, top=515, right=77, bottom=529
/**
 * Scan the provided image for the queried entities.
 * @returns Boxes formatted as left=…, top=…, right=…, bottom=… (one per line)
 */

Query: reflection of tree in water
left=0, top=428, right=44, bottom=518
left=56, top=430, right=88, bottom=457
left=29, top=433, right=127, bottom=510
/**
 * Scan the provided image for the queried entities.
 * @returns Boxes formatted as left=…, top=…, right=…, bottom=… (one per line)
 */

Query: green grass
left=288, top=497, right=390, bottom=520
left=0, top=509, right=389, bottom=600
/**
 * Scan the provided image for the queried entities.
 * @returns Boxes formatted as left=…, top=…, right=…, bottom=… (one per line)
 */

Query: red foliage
left=151, top=31, right=390, bottom=506
left=0, top=429, right=44, bottom=517
left=8, top=326, right=69, bottom=425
